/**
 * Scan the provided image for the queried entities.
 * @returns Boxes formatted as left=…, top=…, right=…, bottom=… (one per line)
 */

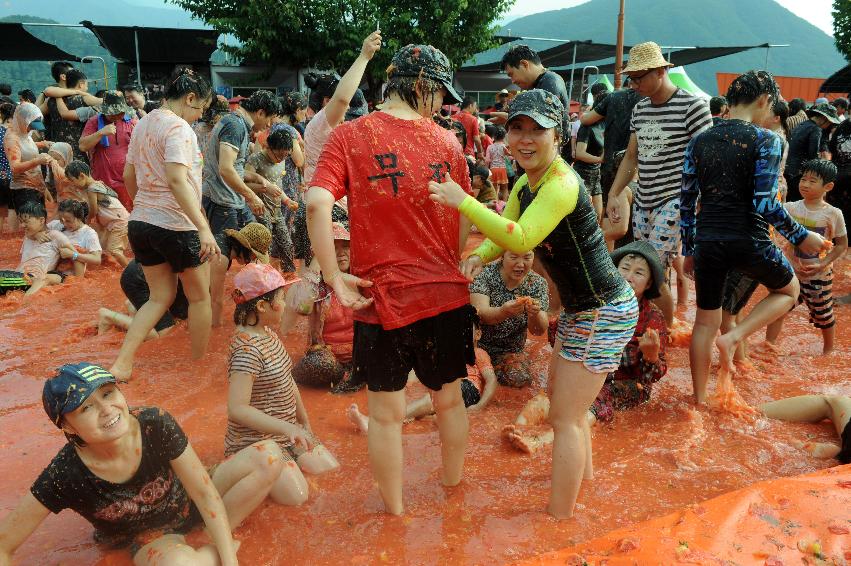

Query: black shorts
left=575, top=166, right=602, bottom=196
left=460, top=379, right=481, bottom=407
left=721, top=270, right=760, bottom=315
left=352, top=304, right=476, bottom=392
left=10, top=188, right=44, bottom=211
left=0, top=177, right=10, bottom=207
left=120, top=262, right=189, bottom=332
left=694, top=240, right=794, bottom=311
left=838, top=420, right=851, bottom=465
left=128, top=220, right=202, bottom=273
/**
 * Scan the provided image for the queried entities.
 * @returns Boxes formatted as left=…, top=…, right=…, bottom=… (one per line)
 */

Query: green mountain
left=0, top=15, right=118, bottom=96
left=480, top=0, right=845, bottom=95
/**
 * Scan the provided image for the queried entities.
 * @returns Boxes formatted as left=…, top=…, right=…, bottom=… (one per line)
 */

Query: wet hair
left=801, top=158, right=837, bottom=184
left=58, top=199, right=89, bottom=221
left=280, top=91, right=308, bottom=123
left=469, top=164, right=490, bottom=181
left=16, top=200, right=47, bottom=220
left=17, top=89, right=35, bottom=103
left=233, top=288, right=280, bottom=327
left=451, top=120, right=467, bottom=148
left=500, top=44, right=541, bottom=71
left=383, top=74, right=444, bottom=112
left=94, top=90, right=107, bottom=99
left=51, top=61, right=74, bottom=82
left=493, top=125, right=506, bottom=141
left=432, top=113, right=452, bottom=129
left=65, top=69, right=87, bottom=90
left=484, top=123, right=497, bottom=138
left=64, top=160, right=91, bottom=179
left=788, top=98, right=806, bottom=115
left=267, top=128, right=294, bottom=151
left=227, top=236, right=253, bottom=264
left=461, top=96, right=476, bottom=110
left=202, top=95, right=229, bottom=123
left=832, top=97, right=849, bottom=111
left=590, top=82, right=608, bottom=98
left=165, top=67, right=212, bottom=102
left=709, top=95, right=728, bottom=115
left=304, top=73, right=339, bottom=112
left=241, top=90, right=281, bottom=116
left=122, top=84, right=142, bottom=94
left=0, top=102, right=16, bottom=122
left=772, top=98, right=790, bottom=140
left=725, top=71, right=778, bottom=107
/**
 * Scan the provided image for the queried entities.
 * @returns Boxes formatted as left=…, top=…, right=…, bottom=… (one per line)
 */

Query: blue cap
left=27, top=119, right=45, bottom=132
left=42, top=363, right=117, bottom=427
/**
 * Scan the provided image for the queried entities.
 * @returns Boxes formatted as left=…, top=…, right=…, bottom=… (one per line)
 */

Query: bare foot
left=516, top=392, right=550, bottom=426
left=346, top=403, right=369, bottom=434
left=97, top=308, right=113, bottom=335
left=502, top=424, right=553, bottom=454
left=109, top=361, right=133, bottom=382
left=793, top=440, right=841, bottom=458
left=715, top=332, right=737, bottom=373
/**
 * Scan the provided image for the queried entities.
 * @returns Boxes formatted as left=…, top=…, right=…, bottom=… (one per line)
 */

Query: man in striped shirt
left=607, top=41, right=712, bottom=325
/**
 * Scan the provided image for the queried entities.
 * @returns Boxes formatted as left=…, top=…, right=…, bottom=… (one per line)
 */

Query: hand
left=284, top=197, right=299, bottom=211
left=198, top=228, right=221, bottom=262
left=100, top=123, right=117, bottom=137
left=797, top=231, right=827, bottom=257
left=525, top=297, right=542, bottom=316
left=682, top=255, right=694, bottom=280
left=428, top=172, right=468, bottom=209
left=59, top=247, right=76, bottom=259
left=501, top=299, right=526, bottom=317
left=247, top=194, right=265, bottom=217
left=361, top=31, right=382, bottom=60
left=460, top=255, right=484, bottom=280
left=638, top=328, right=661, bottom=363
left=797, top=262, right=824, bottom=278
left=263, top=182, right=283, bottom=200
left=282, top=422, right=313, bottom=450
left=606, top=189, right=622, bottom=222
left=326, top=271, right=375, bottom=310
left=37, top=153, right=53, bottom=166
left=35, top=231, right=52, bottom=244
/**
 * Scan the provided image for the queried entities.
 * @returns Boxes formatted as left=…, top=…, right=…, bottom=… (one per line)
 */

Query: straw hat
left=224, top=222, right=272, bottom=264
left=622, top=41, right=673, bottom=73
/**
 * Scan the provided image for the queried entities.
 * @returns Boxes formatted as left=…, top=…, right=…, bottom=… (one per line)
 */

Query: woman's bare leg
left=367, top=389, right=407, bottom=515
left=269, top=459, right=309, bottom=506
left=432, top=379, right=469, bottom=487
left=177, top=262, right=213, bottom=360
left=133, top=534, right=227, bottom=566
left=110, top=263, right=176, bottom=380
left=547, top=357, right=607, bottom=519
left=296, top=445, right=340, bottom=475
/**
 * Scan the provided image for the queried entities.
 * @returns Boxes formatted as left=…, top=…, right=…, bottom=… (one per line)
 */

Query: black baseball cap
left=507, top=89, right=565, bottom=134
left=43, top=363, right=117, bottom=427
left=388, top=44, right=463, bottom=105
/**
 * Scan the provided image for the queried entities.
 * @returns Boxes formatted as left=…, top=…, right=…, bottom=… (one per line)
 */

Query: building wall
left=716, top=73, right=838, bottom=104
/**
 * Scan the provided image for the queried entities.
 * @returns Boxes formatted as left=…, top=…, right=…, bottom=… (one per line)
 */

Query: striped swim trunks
left=555, top=290, right=639, bottom=374
left=798, top=270, right=835, bottom=329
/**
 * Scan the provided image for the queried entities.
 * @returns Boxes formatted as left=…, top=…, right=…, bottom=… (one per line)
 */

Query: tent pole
left=134, top=28, right=142, bottom=89
left=567, top=42, right=578, bottom=105
left=764, top=46, right=769, bottom=70
left=615, top=0, right=625, bottom=88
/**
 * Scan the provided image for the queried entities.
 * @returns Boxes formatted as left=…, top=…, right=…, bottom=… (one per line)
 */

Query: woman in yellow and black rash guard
left=428, top=89, right=638, bottom=520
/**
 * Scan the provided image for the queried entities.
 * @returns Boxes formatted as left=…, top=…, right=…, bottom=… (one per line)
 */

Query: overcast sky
left=506, top=0, right=835, bottom=36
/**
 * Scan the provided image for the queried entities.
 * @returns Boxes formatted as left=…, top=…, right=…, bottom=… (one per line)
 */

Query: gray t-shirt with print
left=201, top=112, right=251, bottom=209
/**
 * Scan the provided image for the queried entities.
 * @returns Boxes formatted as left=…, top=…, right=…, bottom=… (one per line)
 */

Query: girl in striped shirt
left=226, top=263, right=339, bottom=506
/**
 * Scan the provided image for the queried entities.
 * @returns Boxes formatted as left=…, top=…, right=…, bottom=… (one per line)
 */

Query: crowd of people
left=0, top=32, right=849, bottom=564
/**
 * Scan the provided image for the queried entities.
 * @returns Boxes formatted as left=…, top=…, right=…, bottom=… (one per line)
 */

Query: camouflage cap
left=388, top=44, right=462, bottom=105
left=507, top=89, right=565, bottom=133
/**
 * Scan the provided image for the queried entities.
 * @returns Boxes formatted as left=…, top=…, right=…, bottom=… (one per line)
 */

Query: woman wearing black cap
left=428, top=89, right=638, bottom=519
left=504, top=241, right=668, bottom=452
left=0, top=363, right=290, bottom=565
left=307, top=43, right=474, bottom=516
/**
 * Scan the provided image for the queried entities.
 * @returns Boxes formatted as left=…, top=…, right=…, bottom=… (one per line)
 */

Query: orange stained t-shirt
left=311, top=111, right=473, bottom=330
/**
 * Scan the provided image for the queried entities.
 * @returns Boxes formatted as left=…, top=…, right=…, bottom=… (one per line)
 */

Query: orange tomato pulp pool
left=1, top=234, right=850, bottom=565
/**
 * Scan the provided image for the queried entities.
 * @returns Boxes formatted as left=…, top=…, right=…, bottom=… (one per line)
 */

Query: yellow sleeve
left=463, top=162, right=580, bottom=261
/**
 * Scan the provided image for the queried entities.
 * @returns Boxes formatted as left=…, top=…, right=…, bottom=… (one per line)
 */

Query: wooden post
left=615, top=0, right=625, bottom=88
